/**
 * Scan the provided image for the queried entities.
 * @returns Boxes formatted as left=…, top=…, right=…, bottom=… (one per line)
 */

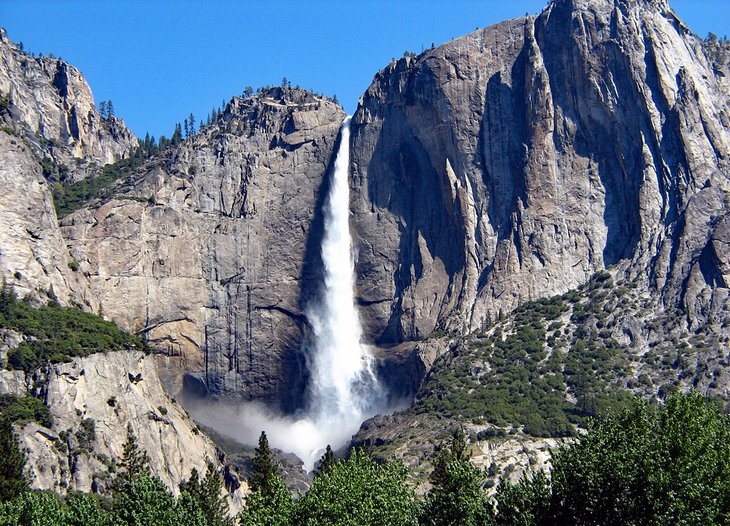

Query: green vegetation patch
left=0, top=394, right=52, bottom=428
left=51, top=152, right=148, bottom=218
left=414, top=272, right=635, bottom=437
left=1, top=283, right=146, bottom=372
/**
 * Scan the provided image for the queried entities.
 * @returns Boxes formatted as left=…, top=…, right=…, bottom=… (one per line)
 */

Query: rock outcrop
left=62, top=89, right=345, bottom=410
left=0, top=129, right=97, bottom=307
left=0, top=28, right=137, bottom=181
left=350, top=0, right=730, bottom=345
left=0, top=352, right=231, bottom=498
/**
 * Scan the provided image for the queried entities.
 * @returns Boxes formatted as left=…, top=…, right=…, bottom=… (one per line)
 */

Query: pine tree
left=315, top=445, right=335, bottom=477
left=116, top=425, right=149, bottom=485
left=430, top=428, right=468, bottom=488
left=188, top=113, right=196, bottom=136
left=99, top=100, right=107, bottom=120
left=171, top=123, right=182, bottom=145
left=106, top=100, right=115, bottom=119
left=183, top=462, right=233, bottom=526
left=250, top=431, right=278, bottom=496
left=0, top=420, right=28, bottom=501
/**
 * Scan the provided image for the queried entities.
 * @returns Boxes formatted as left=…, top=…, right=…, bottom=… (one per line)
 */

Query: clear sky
left=1, top=0, right=727, bottom=139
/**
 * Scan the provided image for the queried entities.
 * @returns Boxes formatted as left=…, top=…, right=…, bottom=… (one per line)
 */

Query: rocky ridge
left=0, top=28, right=137, bottom=181
left=0, top=351, right=243, bottom=506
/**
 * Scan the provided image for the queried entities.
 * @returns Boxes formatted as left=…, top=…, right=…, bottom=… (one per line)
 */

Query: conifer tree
left=0, top=420, right=28, bottom=502
left=250, top=431, right=278, bottom=496
left=116, top=425, right=149, bottom=486
left=183, top=462, right=233, bottom=526
left=315, top=445, right=335, bottom=477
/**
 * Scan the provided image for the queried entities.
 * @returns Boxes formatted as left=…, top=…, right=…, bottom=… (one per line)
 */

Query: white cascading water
left=187, top=117, right=384, bottom=471
left=296, top=116, right=383, bottom=468
left=305, top=116, right=381, bottom=418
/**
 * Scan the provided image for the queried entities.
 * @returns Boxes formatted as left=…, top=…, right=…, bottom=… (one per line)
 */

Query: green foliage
left=293, top=448, right=420, bottom=526
left=0, top=284, right=146, bottom=372
left=0, top=395, right=52, bottom=428
left=182, top=462, right=234, bottom=526
left=116, top=427, right=149, bottom=485
left=0, top=422, right=27, bottom=503
left=422, top=431, right=494, bottom=526
left=238, top=473, right=293, bottom=526
left=113, top=470, right=195, bottom=526
left=494, top=471, right=551, bottom=526
left=0, top=491, right=66, bottom=525
left=429, top=429, right=468, bottom=488
left=314, top=444, right=335, bottom=477
left=51, top=149, right=150, bottom=217
left=0, top=92, right=10, bottom=112
left=496, top=393, right=730, bottom=525
left=250, top=432, right=278, bottom=496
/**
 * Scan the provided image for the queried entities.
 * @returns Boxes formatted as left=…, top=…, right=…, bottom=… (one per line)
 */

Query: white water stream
left=291, top=116, right=383, bottom=468
left=189, top=118, right=384, bottom=471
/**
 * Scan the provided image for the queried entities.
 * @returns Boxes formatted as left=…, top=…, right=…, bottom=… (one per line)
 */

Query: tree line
left=2, top=392, right=729, bottom=524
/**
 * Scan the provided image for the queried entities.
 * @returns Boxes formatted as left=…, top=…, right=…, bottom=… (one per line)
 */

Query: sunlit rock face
left=62, top=88, right=346, bottom=411
left=0, top=28, right=137, bottom=180
left=350, top=0, right=730, bottom=345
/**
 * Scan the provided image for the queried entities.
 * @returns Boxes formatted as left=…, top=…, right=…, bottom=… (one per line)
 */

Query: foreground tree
left=0, top=421, right=27, bottom=502
left=422, top=429, right=495, bottom=526
left=183, top=462, right=233, bottom=526
left=250, top=432, right=278, bottom=496
left=496, top=392, right=730, bottom=525
left=293, top=448, right=420, bottom=526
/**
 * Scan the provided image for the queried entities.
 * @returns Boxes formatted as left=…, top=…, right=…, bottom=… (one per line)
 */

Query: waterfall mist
left=189, top=118, right=386, bottom=471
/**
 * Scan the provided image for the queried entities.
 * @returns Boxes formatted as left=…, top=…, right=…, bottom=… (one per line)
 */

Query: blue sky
left=1, top=0, right=727, bottom=139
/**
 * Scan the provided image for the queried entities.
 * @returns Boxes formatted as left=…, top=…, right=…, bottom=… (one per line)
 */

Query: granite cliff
left=61, top=88, right=345, bottom=410
left=350, top=0, right=730, bottom=346
left=0, top=0, right=729, bottom=492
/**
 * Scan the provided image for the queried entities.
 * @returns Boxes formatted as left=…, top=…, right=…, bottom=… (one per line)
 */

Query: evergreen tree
left=422, top=429, right=494, bottom=526
left=188, top=113, right=196, bottom=136
left=238, top=472, right=292, bottom=526
left=99, top=100, right=108, bottom=120
left=171, top=123, right=183, bottom=145
left=430, top=428, right=468, bottom=488
left=293, top=448, right=420, bottom=526
left=0, top=420, right=27, bottom=502
left=250, top=432, right=278, bottom=496
left=496, top=392, right=730, bottom=525
left=314, top=444, right=336, bottom=477
left=116, top=425, right=149, bottom=487
left=182, top=462, right=233, bottom=526
left=184, top=118, right=190, bottom=138
left=106, top=100, right=115, bottom=119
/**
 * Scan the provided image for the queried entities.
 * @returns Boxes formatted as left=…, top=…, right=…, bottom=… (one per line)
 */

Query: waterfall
left=299, top=116, right=383, bottom=468
left=187, top=117, right=384, bottom=471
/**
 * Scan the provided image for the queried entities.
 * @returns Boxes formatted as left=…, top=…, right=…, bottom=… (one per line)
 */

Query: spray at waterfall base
left=187, top=118, right=388, bottom=470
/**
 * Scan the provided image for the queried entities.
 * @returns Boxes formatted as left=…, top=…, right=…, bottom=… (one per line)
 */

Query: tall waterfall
left=299, top=116, right=383, bottom=468
left=306, top=117, right=380, bottom=418
left=186, top=118, right=384, bottom=471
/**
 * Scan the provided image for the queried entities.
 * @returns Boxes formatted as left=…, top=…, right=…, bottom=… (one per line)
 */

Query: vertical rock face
left=1, top=352, right=230, bottom=500
left=0, top=129, right=97, bottom=306
left=0, top=28, right=137, bottom=180
left=350, top=0, right=730, bottom=345
left=63, top=89, right=345, bottom=410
